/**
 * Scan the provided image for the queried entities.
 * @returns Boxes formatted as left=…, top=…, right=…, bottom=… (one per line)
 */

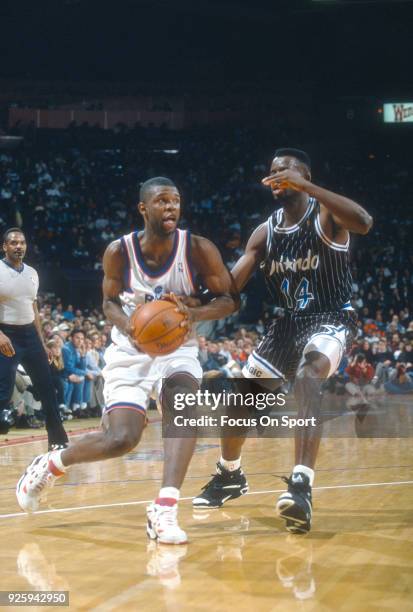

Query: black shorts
left=245, top=310, right=357, bottom=381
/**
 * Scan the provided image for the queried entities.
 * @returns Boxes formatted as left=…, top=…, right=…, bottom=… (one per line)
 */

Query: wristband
left=198, top=290, right=218, bottom=305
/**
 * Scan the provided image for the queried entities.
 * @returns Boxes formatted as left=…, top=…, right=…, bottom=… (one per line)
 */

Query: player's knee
left=297, top=351, right=330, bottom=380
left=105, top=428, right=140, bottom=456
left=161, top=372, right=199, bottom=416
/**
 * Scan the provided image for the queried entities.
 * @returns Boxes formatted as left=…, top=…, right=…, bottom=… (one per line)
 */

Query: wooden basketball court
left=0, top=410, right=412, bottom=611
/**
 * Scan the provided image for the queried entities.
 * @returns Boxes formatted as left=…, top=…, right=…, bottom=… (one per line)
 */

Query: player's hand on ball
left=125, top=309, right=143, bottom=351
left=262, top=169, right=309, bottom=193
left=163, top=293, right=192, bottom=339
left=129, top=299, right=189, bottom=355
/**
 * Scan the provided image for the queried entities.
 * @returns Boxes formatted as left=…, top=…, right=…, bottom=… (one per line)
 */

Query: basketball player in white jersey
left=16, top=177, right=238, bottom=545
left=0, top=228, right=68, bottom=447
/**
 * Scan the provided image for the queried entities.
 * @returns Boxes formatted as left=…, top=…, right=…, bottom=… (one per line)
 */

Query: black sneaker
left=192, top=463, right=249, bottom=509
left=276, top=473, right=312, bottom=534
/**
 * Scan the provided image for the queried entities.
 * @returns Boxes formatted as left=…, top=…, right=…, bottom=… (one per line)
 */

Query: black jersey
left=263, top=198, right=353, bottom=314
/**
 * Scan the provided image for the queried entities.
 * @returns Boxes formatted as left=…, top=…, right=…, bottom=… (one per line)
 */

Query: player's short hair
left=3, top=227, right=25, bottom=243
left=139, top=177, right=177, bottom=202
left=273, top=148, right=311, bottom=171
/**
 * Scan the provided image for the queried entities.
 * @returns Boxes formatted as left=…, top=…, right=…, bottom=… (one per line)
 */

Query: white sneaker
left=16, top=453, right=64, bottom=512
left=146, top=502, right=188, bottom=544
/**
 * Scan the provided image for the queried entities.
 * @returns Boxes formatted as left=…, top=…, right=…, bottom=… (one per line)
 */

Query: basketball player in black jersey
left=193, top=149, right=373, bottom=534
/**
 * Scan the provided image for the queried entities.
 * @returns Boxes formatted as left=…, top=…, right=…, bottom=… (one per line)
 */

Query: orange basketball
left=130, top=299, right=187, bottom=356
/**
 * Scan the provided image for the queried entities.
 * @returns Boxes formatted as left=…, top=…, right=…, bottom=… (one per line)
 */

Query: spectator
left=405, top=322, right=413, bottom=342
left=62, top=305, right=75, bottom=321
left=371, top=340, right=393, bottom=365
left=90, top=332, right=106, bottom=368
left=384, top=363, right=413, bottom=395
left=12, top=365, right=43, bottom=429
left=373, top=360, right=393, bottom=389
left=361, top=340, right=374, bottom=363
left=396, top=342, right=413, bottom=364
left=219, top=339, right=232, bottom=363
left=197, top=336, right=209, bottom=369
left=52, top=322, right=71, bottom=343
left=202, top=342, right=231, bottom=378
left=345, top=353, right=376, bottom=403
left=46, top=339, right=71, bottom=419
left=234, top=339, right=248, bottom=366
left=85, top=337, right=104, bottom=415
left=41, top=321, right=54, bottom=341
left=62, top=329, right=87, bottom=415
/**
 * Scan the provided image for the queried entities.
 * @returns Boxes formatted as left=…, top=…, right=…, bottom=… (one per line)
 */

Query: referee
left=0, top=228, right=68, bottom=448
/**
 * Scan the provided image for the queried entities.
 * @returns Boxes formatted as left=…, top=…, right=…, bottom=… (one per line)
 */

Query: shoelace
left=274, top=474, right=302, bottom=488
left=32, top=471, right=52, bottom=494
left=27, top=460, right=53, bottom=494
left=201, top=463, right=240, bottom=491
left=201, top=473, right=223, bottom=491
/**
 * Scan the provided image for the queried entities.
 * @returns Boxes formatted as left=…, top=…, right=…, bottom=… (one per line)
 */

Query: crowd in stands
left=11, top=298, right=107, bottom=428
left=11, top=291, right=412, bottom=429
left=327, top=307, right=413, bottom=401
left=0, top=122, right=412, bottom=428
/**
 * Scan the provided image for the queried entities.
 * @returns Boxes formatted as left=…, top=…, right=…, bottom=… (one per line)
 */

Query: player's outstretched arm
left=181, top=223, right=267, bottom=310
left=230, top=222, right=267, bottom=291
left=262, top=170, right=373, bottom=235
left=305, top=183, right=372, bottom=236
left=102, top=240, right=132, bottom=336
left=187, top=236, right=240, bottom=322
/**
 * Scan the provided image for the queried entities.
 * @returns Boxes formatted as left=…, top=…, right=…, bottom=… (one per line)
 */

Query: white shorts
left=102, top=343, right=203, bottom=416
left=302, top=325, right=347, bottom=378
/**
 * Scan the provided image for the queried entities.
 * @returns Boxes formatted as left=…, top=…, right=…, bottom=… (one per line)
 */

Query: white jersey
left=111, top=229, right=197, bottom=350
left=0, top=260, right=39, bottom=325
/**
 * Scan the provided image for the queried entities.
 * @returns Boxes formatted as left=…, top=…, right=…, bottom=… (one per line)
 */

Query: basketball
left=130, top=299, right=187, bottom=356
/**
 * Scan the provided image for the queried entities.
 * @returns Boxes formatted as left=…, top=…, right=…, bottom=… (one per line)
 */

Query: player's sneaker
left=276, top=473, right=312, bottom=534
left=146, top=502, right=188, bottom=545
left=192, top=462, right=249, bottom=509
left=16, top=453, right=64, bottom=512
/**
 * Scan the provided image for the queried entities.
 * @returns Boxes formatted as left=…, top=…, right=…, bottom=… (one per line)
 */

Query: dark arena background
left=0, top=1, right=412, bottom=610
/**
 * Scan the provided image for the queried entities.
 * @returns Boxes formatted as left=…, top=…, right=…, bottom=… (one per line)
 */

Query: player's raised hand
left=262, top=169, right=309, bottom=193
left=0, top=331, right=15, bottom=357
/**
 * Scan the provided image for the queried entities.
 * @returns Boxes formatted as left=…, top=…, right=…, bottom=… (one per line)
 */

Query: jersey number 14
left=281, top=277, right=314, bottom=310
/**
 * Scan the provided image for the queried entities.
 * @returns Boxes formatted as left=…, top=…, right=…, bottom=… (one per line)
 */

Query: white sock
left=49, top=450, right=67, bottom=473
left=157, top=487, right=180, bottom=502
left=220, top=456, right=241, bottom=472
left=293, top=464, right=314, bottom=486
